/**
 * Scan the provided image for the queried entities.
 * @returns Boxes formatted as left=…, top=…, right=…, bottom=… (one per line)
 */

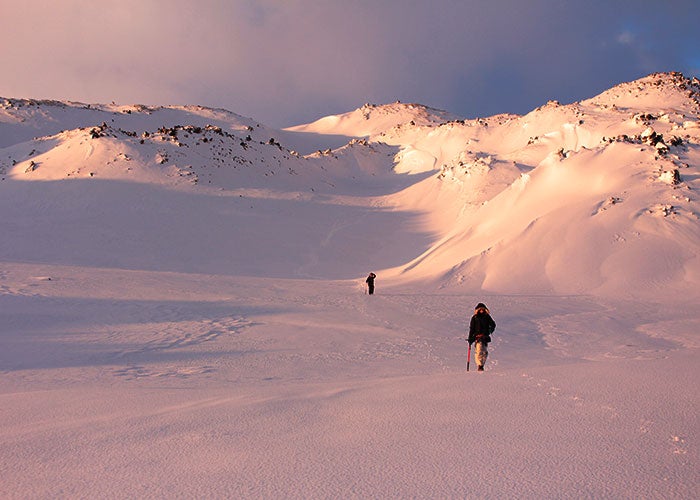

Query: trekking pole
left=463, top=338, right=471, bottom=371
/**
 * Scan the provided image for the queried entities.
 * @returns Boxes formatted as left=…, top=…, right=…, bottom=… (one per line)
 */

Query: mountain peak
left=585, top=71, right=700, bottom=113
left=285, top=101, right=460, bottom=138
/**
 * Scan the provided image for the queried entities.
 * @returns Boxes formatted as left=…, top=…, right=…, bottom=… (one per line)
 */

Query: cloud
left=1, top=0, right=699, bottom=127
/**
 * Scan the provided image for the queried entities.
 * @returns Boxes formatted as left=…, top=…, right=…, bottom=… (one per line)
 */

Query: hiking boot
left=477, top=365, right=484, bottom=371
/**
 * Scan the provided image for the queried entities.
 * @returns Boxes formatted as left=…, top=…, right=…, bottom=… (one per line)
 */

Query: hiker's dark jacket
left=468, top=311, right=496, bottom=344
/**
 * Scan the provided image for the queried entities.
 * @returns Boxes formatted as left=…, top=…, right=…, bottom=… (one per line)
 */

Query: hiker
left=365, top=272, right=376, bottom=295
left=468, top=302, right=496, bottom=371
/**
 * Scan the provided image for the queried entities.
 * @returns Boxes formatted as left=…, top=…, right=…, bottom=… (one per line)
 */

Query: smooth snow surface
left=1, top=73, right=698, bottom=498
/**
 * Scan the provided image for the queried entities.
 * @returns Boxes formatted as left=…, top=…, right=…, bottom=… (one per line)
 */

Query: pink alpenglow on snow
left=0, top=73, right=698, bottom=498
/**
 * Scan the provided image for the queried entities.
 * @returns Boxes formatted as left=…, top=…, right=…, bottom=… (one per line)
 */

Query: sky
left=1, top=0, right=699, bottom=127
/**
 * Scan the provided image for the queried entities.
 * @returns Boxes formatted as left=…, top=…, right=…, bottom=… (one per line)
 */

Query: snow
left=1, top=72, right=698, bottom=498
left=285, top=101, right=460, bottom=138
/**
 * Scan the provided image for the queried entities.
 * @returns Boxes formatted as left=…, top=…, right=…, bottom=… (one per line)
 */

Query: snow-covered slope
left=2, top=73, right=698, bottom=296
left=0, top=99, right=270, bottom=148
left=0, top=99, right=426, bottom=278
left=285, top=72, right=700, bottom=298
left=1, top=73, right=698, bottom=498
left=285, top=101, right=460, bottom=138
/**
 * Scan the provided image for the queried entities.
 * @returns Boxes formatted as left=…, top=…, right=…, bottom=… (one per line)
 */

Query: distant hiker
left=468, top=302, right=496, bottom=371
left=366, top=272, right=376, bottom=295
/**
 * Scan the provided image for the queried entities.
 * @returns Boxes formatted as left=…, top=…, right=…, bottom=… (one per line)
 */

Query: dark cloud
left=1, top=0, right=698, bottom=127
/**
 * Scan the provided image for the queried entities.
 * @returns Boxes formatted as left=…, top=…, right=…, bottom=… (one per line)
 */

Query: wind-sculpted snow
left=0, top=73, right=698, bottom=498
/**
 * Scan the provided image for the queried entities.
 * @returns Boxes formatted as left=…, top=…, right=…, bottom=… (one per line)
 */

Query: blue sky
left=2, top=0, right=698, bottom=127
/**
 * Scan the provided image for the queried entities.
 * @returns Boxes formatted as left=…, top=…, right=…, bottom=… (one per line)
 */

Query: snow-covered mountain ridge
left=0, top=99, right=262, bottom=148
left=285, top=101, right=461, bottom=138
left=1, top=72, right=698, bottom=297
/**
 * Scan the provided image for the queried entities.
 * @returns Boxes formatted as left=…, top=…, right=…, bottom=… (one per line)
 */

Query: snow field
left=1, top=72, right=698, bottom=497
left=1, top=263, right=698, bottom=498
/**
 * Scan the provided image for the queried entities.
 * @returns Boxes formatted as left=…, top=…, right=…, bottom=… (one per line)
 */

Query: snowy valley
left=1, top=72, right=698, bottom=498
